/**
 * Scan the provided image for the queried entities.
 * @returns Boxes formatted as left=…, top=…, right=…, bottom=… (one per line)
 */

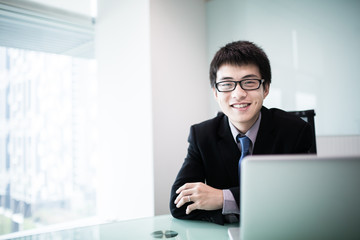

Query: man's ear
left=263, top=83, right=270, bottom=99
left=212, top=87, right=218, bottom=99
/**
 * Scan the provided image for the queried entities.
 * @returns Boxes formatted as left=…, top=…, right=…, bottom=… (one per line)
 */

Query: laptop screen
left=239, top=155, right=360, bottom=240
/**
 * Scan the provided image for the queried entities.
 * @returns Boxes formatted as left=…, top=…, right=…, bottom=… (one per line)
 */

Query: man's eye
left=243, top=80, right=257, bottom=86
left=220, top=82, right=233, bottom=87
left=244, top=80, right=256, bottom=84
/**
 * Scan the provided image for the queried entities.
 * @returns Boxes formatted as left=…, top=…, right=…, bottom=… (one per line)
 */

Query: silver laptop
left=228, top=154, right=360, bottom=240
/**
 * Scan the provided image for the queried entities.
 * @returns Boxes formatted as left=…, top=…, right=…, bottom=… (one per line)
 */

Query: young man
left=169, top=41, right=314, bottom=225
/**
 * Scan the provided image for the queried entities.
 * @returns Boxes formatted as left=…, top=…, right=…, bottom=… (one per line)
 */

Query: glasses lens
left=241, top=79, right=260, bottom=90
left=217, top=81, right=235, bottom=92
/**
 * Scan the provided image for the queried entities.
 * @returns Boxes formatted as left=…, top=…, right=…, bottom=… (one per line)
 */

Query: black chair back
left=288, top=110, right=317, bottom=153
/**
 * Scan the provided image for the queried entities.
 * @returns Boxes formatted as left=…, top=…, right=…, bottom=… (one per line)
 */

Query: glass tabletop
left=4, top=215, right=238, bottom=240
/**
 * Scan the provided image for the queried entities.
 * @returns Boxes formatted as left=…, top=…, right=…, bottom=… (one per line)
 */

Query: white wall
left=96, top=0, right=154, bottom=220
left=150, top=0, right=209, bottom=215
left=96, top=0, right=210, bottom=218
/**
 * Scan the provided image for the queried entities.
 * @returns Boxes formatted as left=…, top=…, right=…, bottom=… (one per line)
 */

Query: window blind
left=0, top=0, right=95, bottom=58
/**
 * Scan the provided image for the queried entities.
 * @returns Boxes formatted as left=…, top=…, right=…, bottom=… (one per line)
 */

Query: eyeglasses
left=215, top=79, right=264, bottom=92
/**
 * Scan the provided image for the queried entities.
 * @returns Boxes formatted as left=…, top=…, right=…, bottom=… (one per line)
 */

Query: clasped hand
left=174, top=182, right=223, bottom=215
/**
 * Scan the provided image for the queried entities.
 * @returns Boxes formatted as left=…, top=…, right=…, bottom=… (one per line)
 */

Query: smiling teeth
left=234, top=104, right=249, bottom=108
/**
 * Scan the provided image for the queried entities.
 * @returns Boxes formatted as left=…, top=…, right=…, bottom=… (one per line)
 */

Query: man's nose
left=231, top=83, right=247, bottom=98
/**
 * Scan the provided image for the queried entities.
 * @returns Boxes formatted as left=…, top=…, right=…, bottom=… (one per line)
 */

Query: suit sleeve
left=229, top=187, right=240, bottom=207
left=169, top=126, right=225, bottom=225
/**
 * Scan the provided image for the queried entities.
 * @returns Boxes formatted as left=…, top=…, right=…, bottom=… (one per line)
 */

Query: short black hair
left=209, top=40, right=271, bottom=88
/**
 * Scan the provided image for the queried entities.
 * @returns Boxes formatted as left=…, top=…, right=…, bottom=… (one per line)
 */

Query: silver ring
left=188, top=196, right=191, bottom=202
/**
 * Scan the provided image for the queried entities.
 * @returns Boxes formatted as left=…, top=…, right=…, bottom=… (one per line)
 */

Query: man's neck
left=231, top=113, right=260, bottom=134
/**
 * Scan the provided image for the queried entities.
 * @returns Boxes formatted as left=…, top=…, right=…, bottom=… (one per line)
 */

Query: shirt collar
left=229, top=112, right=262, bottom=148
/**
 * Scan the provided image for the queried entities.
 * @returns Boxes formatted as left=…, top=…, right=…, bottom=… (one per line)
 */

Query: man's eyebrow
left=220, top=77, right=234, bottom=80
left=241, top=74, right=260, bottom=79
left=219, top=74, right=260, bottom=81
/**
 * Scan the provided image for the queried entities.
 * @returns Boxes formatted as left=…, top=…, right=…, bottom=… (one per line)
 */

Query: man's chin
left=227, top=111, right=250, bottom=121
left=228, top=116, right=250, bottom=125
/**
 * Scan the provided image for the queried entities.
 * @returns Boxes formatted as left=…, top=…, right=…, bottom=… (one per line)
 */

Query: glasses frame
left=215, top=79, right=265, bottom=92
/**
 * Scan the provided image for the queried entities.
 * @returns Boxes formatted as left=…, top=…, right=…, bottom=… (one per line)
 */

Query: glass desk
left=2, top=215, right=238, bottom=240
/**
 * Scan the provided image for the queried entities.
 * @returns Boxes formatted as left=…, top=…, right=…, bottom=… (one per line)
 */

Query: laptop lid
left=239, top=154, right=360, bottom=240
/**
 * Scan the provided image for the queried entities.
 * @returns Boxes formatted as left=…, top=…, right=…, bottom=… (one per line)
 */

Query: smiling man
left=169, top=41, right=314, bottom=225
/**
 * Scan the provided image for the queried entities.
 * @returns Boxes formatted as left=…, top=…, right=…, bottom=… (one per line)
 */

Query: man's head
left=210, top=41, right=271, bottom=133
left=210, top=41, right=271, bottom=88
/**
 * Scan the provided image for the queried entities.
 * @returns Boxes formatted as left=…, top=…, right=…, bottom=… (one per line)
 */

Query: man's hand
left=174, top=182, right=223, bottom=215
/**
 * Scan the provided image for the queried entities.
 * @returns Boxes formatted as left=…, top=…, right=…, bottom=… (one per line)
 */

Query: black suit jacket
left=169, top=106, right=314, bottom=225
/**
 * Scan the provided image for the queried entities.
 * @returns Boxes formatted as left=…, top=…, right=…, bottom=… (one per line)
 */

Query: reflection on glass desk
left=3, top=215, right=238, bottom=240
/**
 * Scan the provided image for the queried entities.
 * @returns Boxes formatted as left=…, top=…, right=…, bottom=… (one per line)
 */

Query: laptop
left=228, top=154, right=360, bottom=240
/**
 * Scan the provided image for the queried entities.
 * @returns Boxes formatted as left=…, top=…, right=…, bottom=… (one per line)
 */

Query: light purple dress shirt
left=222, top=113, right=262, bottom=216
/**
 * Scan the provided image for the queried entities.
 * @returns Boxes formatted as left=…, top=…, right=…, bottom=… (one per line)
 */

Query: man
left=169, top=41, right=314, bottom=225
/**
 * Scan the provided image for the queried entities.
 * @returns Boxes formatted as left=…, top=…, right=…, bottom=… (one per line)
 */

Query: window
left=0, top=1, right=97, bottom=235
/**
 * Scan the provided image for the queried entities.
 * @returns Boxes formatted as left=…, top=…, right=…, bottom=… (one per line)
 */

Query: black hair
left=209, top=41, right=271, bottom=88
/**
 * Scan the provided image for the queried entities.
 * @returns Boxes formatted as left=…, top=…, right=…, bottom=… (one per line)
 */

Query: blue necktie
left=237, top=135, right=251, bottom=175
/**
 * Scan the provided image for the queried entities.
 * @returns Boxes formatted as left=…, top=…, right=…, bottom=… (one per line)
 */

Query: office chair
left=288, top=109, right=317, bottom=154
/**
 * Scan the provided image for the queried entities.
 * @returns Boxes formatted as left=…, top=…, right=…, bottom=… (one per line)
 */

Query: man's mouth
left=232, top=103, right=250, bottom=109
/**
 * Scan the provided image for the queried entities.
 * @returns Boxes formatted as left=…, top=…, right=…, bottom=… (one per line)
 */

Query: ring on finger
left=188, top=196, right=191, bottom=202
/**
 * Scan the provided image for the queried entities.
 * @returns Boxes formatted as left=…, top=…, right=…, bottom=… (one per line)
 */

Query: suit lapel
left=253, top=107, right=275, bottom=154
left=216, top=114, right=241, bottom=183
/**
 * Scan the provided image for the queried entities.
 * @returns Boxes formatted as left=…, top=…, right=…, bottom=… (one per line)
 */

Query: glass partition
left=207, top=0, right=360, bottom=136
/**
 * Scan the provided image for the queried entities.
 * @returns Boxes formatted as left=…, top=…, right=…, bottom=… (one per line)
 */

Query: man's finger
left=176, top=195, right=191, bottom=208
left=186, top=203, right=196, bottom=215
left=176, top=183, right=195, bottom=194
left=174, top=188, right=190, bottom=205
left=174, top=194, right=184, bottom=205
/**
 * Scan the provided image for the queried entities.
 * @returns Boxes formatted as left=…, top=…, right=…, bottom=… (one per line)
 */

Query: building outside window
left=0, top=1, right=97, bottom=235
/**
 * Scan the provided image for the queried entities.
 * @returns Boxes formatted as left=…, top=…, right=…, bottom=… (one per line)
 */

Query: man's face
left=213, top=64, right=269, bottom=133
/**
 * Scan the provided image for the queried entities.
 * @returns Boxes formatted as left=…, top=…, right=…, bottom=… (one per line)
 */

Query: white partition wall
left=150, top=0, right=209, bottom=215
left=96, top=0, right=154, bottom=220
left=96, top=0, right=209, bottom=218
